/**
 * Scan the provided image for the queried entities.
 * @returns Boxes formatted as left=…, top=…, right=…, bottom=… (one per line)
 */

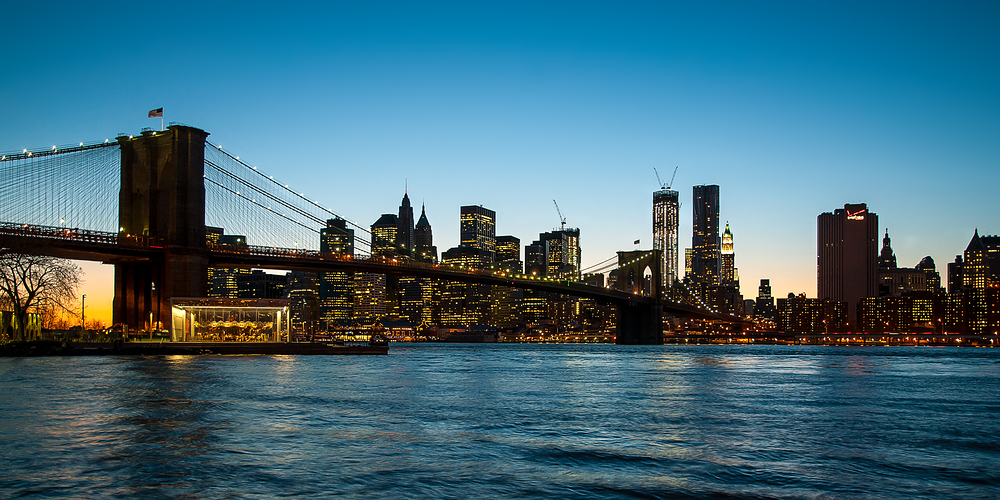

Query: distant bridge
left=0, top=125, right=743, bottom=344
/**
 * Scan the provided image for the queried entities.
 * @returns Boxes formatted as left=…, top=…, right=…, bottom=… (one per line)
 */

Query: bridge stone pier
left=113, top=126, right=210, bottom=330
left=615, top=250, right=664, bottom=345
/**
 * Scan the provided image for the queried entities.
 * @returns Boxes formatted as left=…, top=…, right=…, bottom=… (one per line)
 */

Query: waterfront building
left=691, top=185, right=721, bottom=290
left=817, top=203, right=878, bottom=326
left=319, top=218, right=354, bottom=323
left=653, top=187, right=680, bottom=292
left=460, top=205, right=496, bottom=264
left=777, top=293, right=848, bottom=334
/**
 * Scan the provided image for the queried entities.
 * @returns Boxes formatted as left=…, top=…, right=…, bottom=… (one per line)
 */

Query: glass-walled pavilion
left=171, top=298, right=290, bottom=342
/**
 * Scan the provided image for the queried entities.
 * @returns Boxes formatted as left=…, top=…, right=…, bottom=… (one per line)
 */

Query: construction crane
left=553, top=199, right=566, bottom=230
left=653, top=166, right=679, bottom=190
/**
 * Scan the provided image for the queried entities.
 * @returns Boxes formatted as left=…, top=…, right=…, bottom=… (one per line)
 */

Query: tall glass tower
left=692, top=184, right=721, bottom=288
left=653, top=188, right=679, bottom=293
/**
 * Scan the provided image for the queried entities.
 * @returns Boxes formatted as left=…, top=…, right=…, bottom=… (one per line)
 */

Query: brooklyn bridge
left=0, top=125, right=743, bottom=344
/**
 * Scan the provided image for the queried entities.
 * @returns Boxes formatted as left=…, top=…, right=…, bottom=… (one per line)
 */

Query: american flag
left=148, top=107, right=163, bottom=118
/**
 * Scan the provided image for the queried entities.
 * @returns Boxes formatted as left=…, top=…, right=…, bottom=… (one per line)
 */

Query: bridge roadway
left=0, top=222, right=739, bottom=322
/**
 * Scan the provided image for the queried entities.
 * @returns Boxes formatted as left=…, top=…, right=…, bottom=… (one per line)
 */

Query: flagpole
left=161, top=116, right=164, bottom=131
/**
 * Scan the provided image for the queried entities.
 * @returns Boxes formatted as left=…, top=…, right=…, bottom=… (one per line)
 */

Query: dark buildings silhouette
left=691, top=185, right=721, bottom=290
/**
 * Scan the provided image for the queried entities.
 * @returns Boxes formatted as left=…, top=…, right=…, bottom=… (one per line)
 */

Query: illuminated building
left=720, top=222, right=736, bottom=287
left=915, top=256, right=942, bottom=292
left=397, top=192, right=415, bottom=256
left=414, top=204, right=437, bottom=263
left=319, top=218, right=354, bottom=323
left=460, top=205, right=496, bottom=264
left=691, top=184, right=720, bottom=290
left=237, top=270, right=286, bottom=299
left=440, top=246, right=490, bottom=326
left=285, top=271, right=318, bottom=333
left=353, top=273, right=385, bottom=321
left=408, top=204, right=438, bottom=322
left=371, top=214, right=399, bottom=255
left=540, top=229, right=581, bottom=279
left=207, top=232, right=249, bottom=298
left=492, top=235, right=523, bottom=327
left=958, top=229, right=1000, bottom=334
left=859, top=292, right=937, bottom=333
left=684, top=248, right=693, bottom=281
left=496, top=235, right=520, bottom=263
left=356, top=214, right=397, bottom=321
left=777, top=293, right=847, bottom=334
left=875, top=230, right=932, bottom=297
left=817, top=203, right=878, bottom=326
left=525, top=240, right=546, bottom=277
left=653, top=187, right=679, bottom=291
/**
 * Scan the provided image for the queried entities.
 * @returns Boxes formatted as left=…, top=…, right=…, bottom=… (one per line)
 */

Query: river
left=1, top=344, right=998, bottom=499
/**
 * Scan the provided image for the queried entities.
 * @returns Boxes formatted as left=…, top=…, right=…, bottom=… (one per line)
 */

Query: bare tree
left=0, top=245, right=81, bottom=341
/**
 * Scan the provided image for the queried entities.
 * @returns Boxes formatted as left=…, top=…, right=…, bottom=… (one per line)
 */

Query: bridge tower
left=615, top=249, right=664, bottom=345
left=113, top=126, right=210, bottom=330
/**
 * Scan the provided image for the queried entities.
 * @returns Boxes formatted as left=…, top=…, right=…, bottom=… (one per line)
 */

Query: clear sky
left=3, top=1, right=999, bottom=325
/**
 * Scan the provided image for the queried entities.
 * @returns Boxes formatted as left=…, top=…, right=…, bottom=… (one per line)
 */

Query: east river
left=1, top=344, right=998, bottom=499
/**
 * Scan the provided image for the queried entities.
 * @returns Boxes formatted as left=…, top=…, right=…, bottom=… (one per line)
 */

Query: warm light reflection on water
left=1, top=345, right=998, bottom=499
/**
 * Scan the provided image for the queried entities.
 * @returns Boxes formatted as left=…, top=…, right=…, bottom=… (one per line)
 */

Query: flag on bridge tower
left=148, top=108, right=164, bottom=131
left=633, top=239, right=640, bottom=245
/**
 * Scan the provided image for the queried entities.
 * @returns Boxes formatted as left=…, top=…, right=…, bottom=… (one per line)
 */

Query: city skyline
left=3, top=2, right=998, bottom=325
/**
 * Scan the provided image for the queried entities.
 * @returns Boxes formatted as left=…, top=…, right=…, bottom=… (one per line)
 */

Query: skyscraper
left=396, top=192, right=415, bottom=256
left=319, top=218, right=354, bottom=323
left=414, top=203, right=437, bottom=263
left=720, top=222, right=736, bottom=287
left=691, top=185, right=720, bottom=289
left=371, top=214, right=399, bottom=255
left=818, top=203, right=878, bottom=326
left=653, top=187, right=679, bottom=293
left=460, top=205, right=496, bottom=264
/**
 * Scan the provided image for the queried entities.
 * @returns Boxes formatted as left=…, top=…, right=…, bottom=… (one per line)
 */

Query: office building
left=539, top=229, right=581, bottom=279
left=653, top=187, right=680, bottom=292
left=460, top=205, right=496, bottom=264
left=817, top=203, right=878, bottom=326
left=691, top=185, right=721, bottom=289
left=319, top=218, right=354, bottom=323
left=371, top=214, right=399, bottom=255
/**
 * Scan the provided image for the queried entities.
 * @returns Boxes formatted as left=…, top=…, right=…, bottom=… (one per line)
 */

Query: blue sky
left=3, top=1, right=998, bottom=322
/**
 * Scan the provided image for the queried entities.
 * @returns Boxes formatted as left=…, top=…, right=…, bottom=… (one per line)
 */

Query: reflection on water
left=1, top=345, right=998, bottom=499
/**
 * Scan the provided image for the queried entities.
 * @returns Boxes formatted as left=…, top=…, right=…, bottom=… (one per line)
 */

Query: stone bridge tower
left=113, top=126, right=210, bottom=330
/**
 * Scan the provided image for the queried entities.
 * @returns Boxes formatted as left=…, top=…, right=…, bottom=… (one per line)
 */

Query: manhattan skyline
left=3, top=1, right=998, bottom=325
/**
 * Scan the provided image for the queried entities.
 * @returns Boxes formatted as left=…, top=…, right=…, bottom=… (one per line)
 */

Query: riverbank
left=0, top=340, right=387, bottom=356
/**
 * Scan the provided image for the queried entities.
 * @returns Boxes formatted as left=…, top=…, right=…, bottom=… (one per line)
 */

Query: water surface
left=1, top=344, right=998, bottom=499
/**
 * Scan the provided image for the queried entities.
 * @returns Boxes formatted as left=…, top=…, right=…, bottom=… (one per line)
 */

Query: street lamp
left=81, top=294, right=86, bottom=332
